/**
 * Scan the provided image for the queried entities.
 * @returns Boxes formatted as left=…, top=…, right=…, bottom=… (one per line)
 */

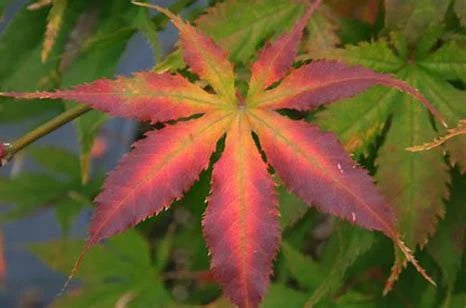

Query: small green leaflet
left=281, top=223, right=374, bottom=306
left=0, top=147, right=98, bottom=233
left=29, top=230, right=179, bottom=307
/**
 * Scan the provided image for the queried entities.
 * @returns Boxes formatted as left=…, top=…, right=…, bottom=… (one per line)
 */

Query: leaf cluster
left=0, top=0, right=465, bottom=307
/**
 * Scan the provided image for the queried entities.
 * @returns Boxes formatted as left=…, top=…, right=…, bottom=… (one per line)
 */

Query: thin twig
left=1, top=105, right=91, bottom=166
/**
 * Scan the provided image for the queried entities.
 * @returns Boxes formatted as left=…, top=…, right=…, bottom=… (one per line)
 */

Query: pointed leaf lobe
left=203, top=115, right=280, bottom=308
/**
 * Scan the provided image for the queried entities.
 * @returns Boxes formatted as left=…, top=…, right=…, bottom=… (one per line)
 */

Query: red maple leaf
left=1, top=2, right=443, bottom=307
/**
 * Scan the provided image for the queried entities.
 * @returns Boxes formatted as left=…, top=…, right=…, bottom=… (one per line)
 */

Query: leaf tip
left=383, top=259, right=405, bottom=296
left=393, top=238, right=436, bottom=288
left=132, top=1, right=182, bottom=29
left=131, top=1, right=169, bottom=16
left=405, top=120, right=466, bottom=152
left=56, top=243, right=90, bottom=298
left=40, top=0, right=67, bottom=63
left=27, top=0, right=52, bottom=10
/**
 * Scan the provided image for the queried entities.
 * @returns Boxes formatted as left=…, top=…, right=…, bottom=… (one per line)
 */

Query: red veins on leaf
left=248, top=0, right=323, bottom=94
left=249, top=109, right=396, bottom=236
left=1, top=1, right=443, bottom=307
left=203, top=115, right=280, bottom=306
left=89, top=112, right=231, bottom=246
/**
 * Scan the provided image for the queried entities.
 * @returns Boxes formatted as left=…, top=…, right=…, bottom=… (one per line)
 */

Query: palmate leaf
left=313, top=25, right=466, bottom=292
left=1, top=2, right=441, bottom=307
left=418, top=41, right=466, bottom=84
left=376, top=70, right=450, bottom=293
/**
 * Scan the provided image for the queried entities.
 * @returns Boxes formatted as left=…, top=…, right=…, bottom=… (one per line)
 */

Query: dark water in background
left=0, top=0, right=191, bottom=306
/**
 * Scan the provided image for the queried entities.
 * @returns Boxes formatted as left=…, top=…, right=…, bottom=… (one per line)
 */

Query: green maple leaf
left=427, top=168, right=466, bottom=305
left=313, top=24, right=466, bottom=291
left=384, top=0, right=451, bottom=45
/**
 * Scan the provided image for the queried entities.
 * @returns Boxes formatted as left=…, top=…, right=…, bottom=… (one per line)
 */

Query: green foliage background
left=0, top=0, right=465, bottom=307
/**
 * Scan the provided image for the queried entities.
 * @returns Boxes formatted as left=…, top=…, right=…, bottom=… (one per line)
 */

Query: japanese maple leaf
left=1, top=2, right=442, bottom=307
left=311, top=14, right=466, bottom=291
